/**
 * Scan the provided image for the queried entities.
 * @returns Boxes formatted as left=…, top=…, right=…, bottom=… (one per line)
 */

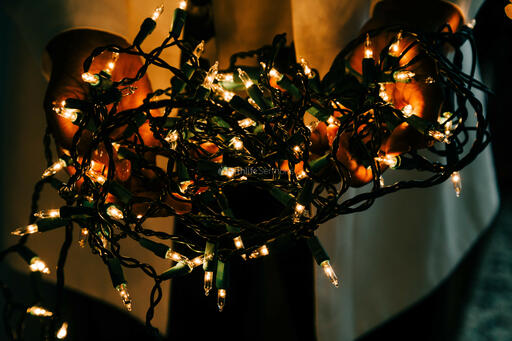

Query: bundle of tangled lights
left=1, top=3, right=491, bottom=339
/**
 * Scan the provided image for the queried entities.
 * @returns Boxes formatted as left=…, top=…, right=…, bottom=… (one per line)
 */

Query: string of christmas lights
left=0, top=2, right=491, bottom=339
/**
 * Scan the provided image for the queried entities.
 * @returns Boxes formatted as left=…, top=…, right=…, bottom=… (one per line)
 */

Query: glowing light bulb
left=217, top=289, right=226, bottom=312
left=393, top=70, right=415, bottom=83
left=116, top=283, right=132, bottom=311
left=178, top=0, right=187, bottom=10
left=151, top=4, right=164, bottom=21
left=11, top=224, right=38, bottom=236
left=375, top=155, right=398, bottom=168
left=402, top=104, right=414, bottom=117
left=379, top=175, right=385, bottom=187
left=29, top=257, right=50, bottom=274
left=216, top=73, right=234, bottom=82
left=211, top=84, right=235, bottom=102
left=379, top=83, right=390, bottom=102
left=451, top=171, right=462, bottom=197
left=237, top=68, right=254, bottom=88
left=388, top=31, right=402, bottom=57
left=299, top=57, right=314, bottom=78
left=364, top=33, right=373, bottom=59
left=203, top=61, right=219, bottom=89
left=165, top=130, right=179, bottom=149
left=179, top=180, right=193, bottom=194
left=327, top=116, right=338, bottom=126
left=321, top=260, right=339, bottom=287
left=42, top=159, right=67, bottom=179
left=249, top=245, right=270, bottom=259
left=53, top=101, right=79, bottom=122
left=259, top=245, right=269, bottom=256
left=269, top=68, right=284, bottom=81
left=105, top=52, right=120, bottom=74
left=81, top=72, right=100, bottom=86
left=233, top=236, right=244, bottom=249
left=466, top=18, right=476, bottom=29
left=229, top=137, right=244, bottom=150
left=34, top=209, right=60, bottom=219
left=293, top=145, right=302, bottom=154
left=27, top=305, right=53, bottom=317
left=78, top=228, right=89, bottom=248
left=187, top=255, right=203, bottom=269
left=295, top=203, right=306, bottom=215
left=221, top=167, right=237, bottom=178
left=428, top=130, right=450, bottom=144
left=193, top=40, right=205, bottom=59
left=296, top=170, right=308, bottom=180
left=204, top=271, right=213, bottom=296
left=56, top=322, right=68, bottom=339
left=106, top=205, right=124, bottom=220
left=238, top=118, right=255, bottom=128
left=165, top=249, right=187, bottom=262
left=86, top=167, right=107, bottom=185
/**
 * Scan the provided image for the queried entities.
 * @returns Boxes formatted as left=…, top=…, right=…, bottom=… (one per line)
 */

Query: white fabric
left=0, top=0, right=498, bottom=340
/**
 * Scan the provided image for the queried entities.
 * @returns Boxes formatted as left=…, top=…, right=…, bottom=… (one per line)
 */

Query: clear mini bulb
left=204, top=271, right=213, bottom=296
left=237, top=68, right=254, bottom=88
left=375, top=155, right=398, bottom=168
left=299, top=57, right=314, bottom=78
left=151, top=4, right=164, bottom=21
left=221, top=167, right=237, bottom=178
left=105, top=52, right=120, bottom=75
left=29, top=257, right=50, bottom=274
left=233, top=236, right=244, bottom=249
left=364, top=34, right=374, bottom=59
left=193, top=40, right=205, bottom=59
left=216, top=73, right=234, bottom=82
left=393, top=70, right=415, bottom=83
left=81, top=72, right=100, bottom=86
left=115, top=283, right=133, bottom=311
left=451, top=171, right=462, bottom=197
left=56, top=322, right=68, bottom=339
left=238, top=118, right=255, bottom=129
left=11, top=224, right=38, bottom=236
left=53, top=101, right=79, bottom=122
left=229, top=137, right=244, bottom=150
left=178, top=0, right=187, bottom=10
left=320, top=260, right=340, bottom=287
left=203, top=61, right=219, bottom=89
left=211, top=84, right=235, bottom=102
left=217, top=289, right=227, bottom=312
left=106, top=205, right=124, bottom=220
left=379, top=83, right=390, bottom=102
left=402, top=104, right=414, bottom=117
left=165, top=249, right=187, bottom=262
left=269, top=68, right=284, bottom=81
left=27, top=305, right=53, bottom=317
left=188, top=255, right=204, bottom=268
left=42, top=159, right=67, bottom=179
left=428, top=130, right=450, bottom=144
left=388, top=31, right=403, bottom=57
left=34, top=209, right=60, bottom=219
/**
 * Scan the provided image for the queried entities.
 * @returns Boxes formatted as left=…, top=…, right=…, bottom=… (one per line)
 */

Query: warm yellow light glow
left=269, top=68, right=283, bottom=81
left=178, top=0, right=187, bottom=10
left=375, top=155, right=398, bottom=168
left=233, top=236, right=244, bottom=249
left=56, top=322, right=68, bottom=339
left=295, top=203, right=306, bottom=215
left=106, top=205, right=124, bottom=220
left=179, top=180, right=193, bottom=194
left=428, top=130, right=450, bottom=144
left=451, top=171, right=462, bottom=197
left=116, top=283, right=132, bottom=311
left=151, top=4, right=164, bottom=21
left=212, top=84, right=235, bottom=102
left=221, top=167, right=237, bottom=178
left=238, top=118, right=255, bottom=129
left=299, top=57, right=313, bottom=78
left=78, top=228, right=88, bottom=248
left=81, top=72, right=100, bottom=85
left=216, top=73, right=234, bottom=82
left=203, top=61, right=218, bottom=89
left=217, top=289, right=226, bottom=312
left=204, top=271, right=213, bottom=296
left=327, top=116, right=337, bottom=126
left=42, top=159, right=66, bottom=179
left=53, top=101, right=79, bottom=122
left=321, top=260, right=340, bottom=287
left=388, top=31, right=402, bottom=57
left=379, top=83, right=390, bottom=102
left=259, top=245, right=269, bottom=256
left=364, top=33, right=374, bottom=59
left=11, top=224, right=38, bottom=236
left=402, top=104, right=413, bottom=117
left=393, top=70, right=415, bottom=82
left=29, top=257, right=50, bottom=274
left=229, top=137, right=244, bottom=150
left=237, top=68, right=254, bottom=88
left=27, top=306, right=53, bottom=317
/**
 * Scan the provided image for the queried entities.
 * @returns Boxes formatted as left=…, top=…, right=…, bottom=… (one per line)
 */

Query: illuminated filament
left=217, top=289, right=227, bottom=312
left=375, top=155, right=398, bottom=168
left=53, top=100, right=79, bottom=122
left=27, top=306, right=53, bottom=317
left=295, top=203, right=306, bottom=215
left=105, top=52, right=120, bottom=75
left=116, top=283, right=133, bottom=311
left=34, top=209, right=60, bottom=219
left=165, top=130, right=179, bottom=149
left=379, top=83, right=390, bottom=102
left=151, top=4, right=164, bottom=21
left=364, top=34, right=374, bottom=59
left=29, top=257, right=50, bottom=274
left=237, top=68, right=254, bottom=88
left=56, top=322, right=68, bottom=339
left=11, top=224, right=38, bottom=236
left=388, top=31, right=402, bottom=57
left=451, top=171, right=462, bottom=197
left=327, top=115, right=338, bottom=126
left=165, top=249, right=187, bottom=262
left=178, top=0, right=187, bottom=10
left=81, top=72, right=100, bottom=86
left=203, top=61, right=219, bottom=89
left=321, top=260, right=340, bottom=287
left=204, top=271, right=213, bottom=296
left=216, top=73, right=234, bottom=82
left=233, top=236, right=244, bottom=250
left=269, top=67, right=284, bottom=81
left=248, top=245, right=270, bottom=259
left=212, top=84, right=235, bottom=102
left=86, top=168, right=107, bottom=185
left=78, top=228, right=89, bottom=248
left=229, top=137, right=244, bottom=150
left=187, top=256, right=204, bottom=270
left=393, top=70, right=415, bottom=83
left=299, top=57, right=314, bottom=78
left=221, top=167, right=237, bottom=178
left=238, top=118, right=255, bottom=129
left=106, top=205, right=124, bottom=220
left=42, top=159, right=67, bottom=179
left=402, top=104, right=414, bottom=118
